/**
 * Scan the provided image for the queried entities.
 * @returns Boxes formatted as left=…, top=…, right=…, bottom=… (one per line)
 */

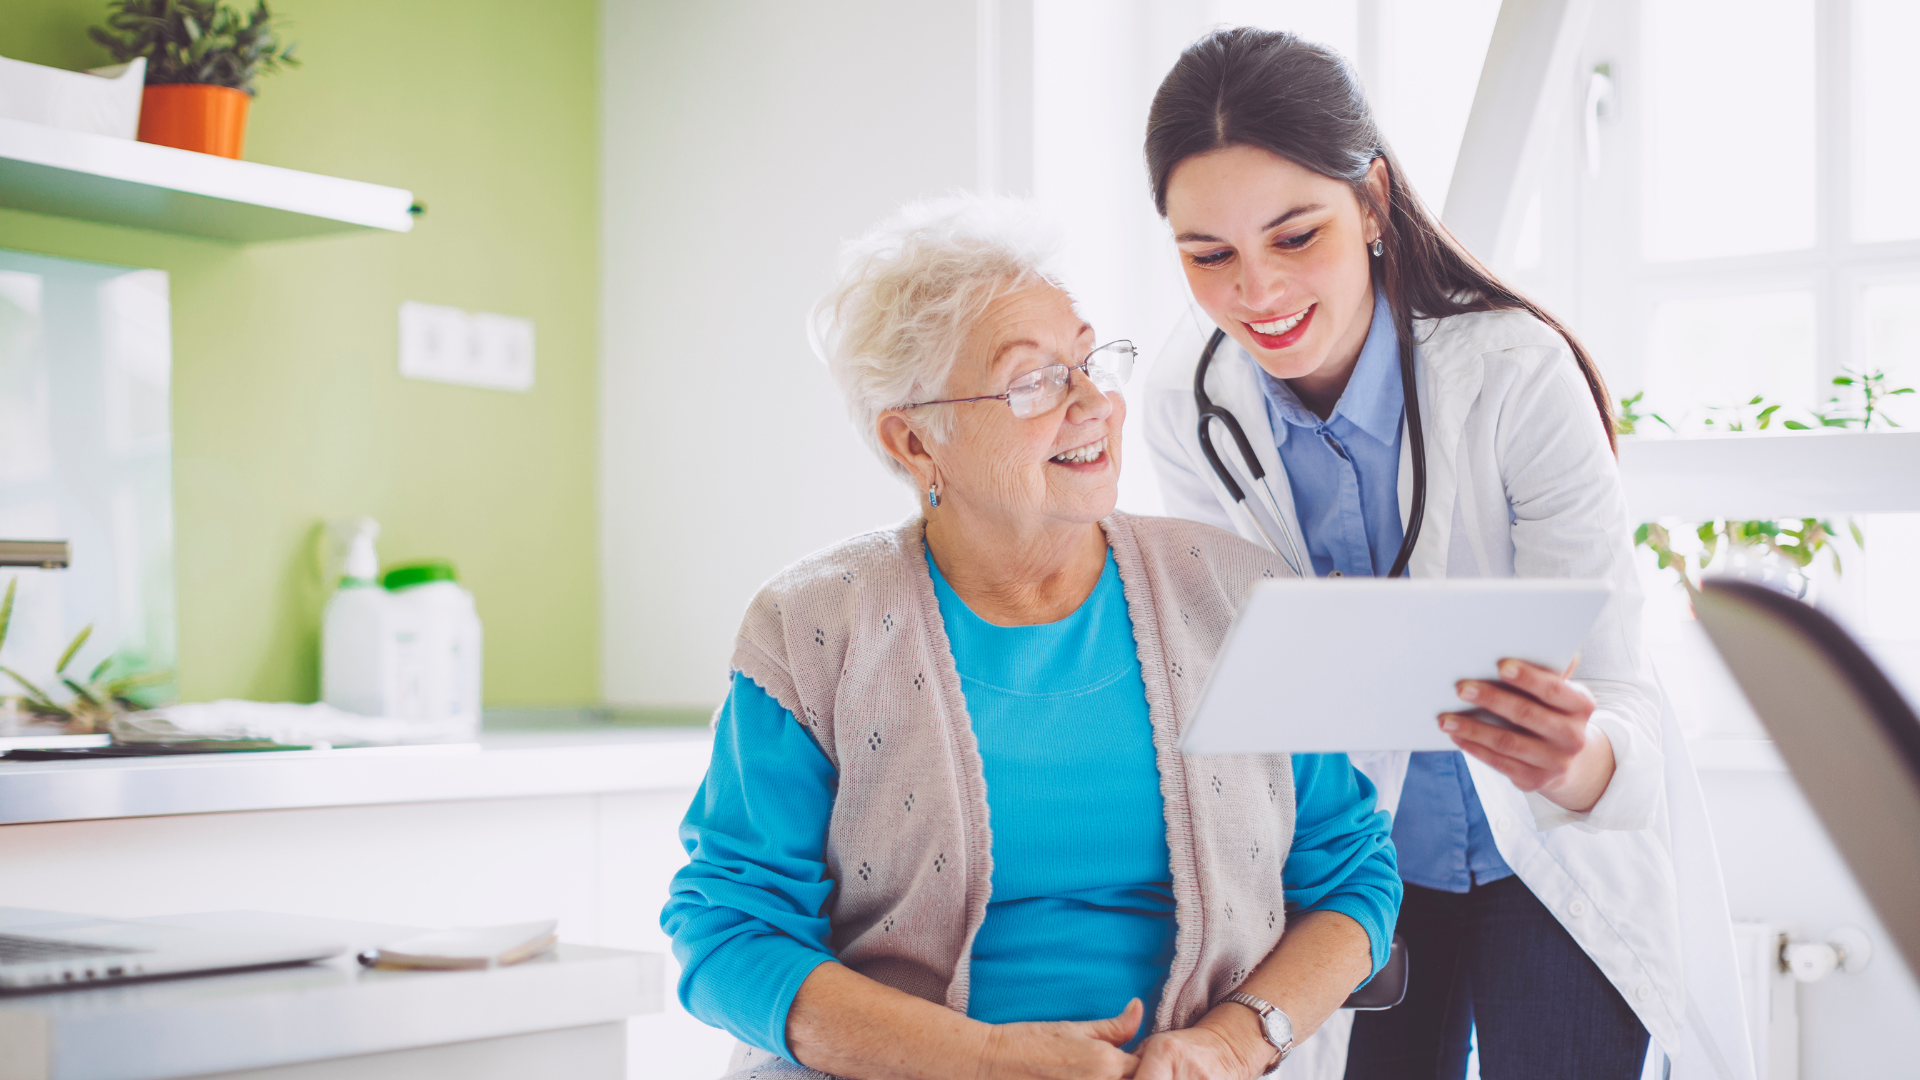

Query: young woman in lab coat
left=1139, top=28, right=1751, bottom=1080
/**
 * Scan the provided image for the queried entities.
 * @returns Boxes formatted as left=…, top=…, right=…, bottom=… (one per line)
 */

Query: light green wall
left=0, top=0, right=600, bottom=705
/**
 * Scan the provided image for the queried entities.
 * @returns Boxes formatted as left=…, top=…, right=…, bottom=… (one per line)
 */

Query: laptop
left=0, top=908, right=345, bottom=991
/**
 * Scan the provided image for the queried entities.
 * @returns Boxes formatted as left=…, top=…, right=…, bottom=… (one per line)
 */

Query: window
left=1541, top=0, right=1920, bottom=425
left=1533, top=0, right=1920, bottom=725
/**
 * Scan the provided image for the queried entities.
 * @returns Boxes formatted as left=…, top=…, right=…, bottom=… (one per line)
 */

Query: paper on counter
left=360, top=920, right=558, bottom=971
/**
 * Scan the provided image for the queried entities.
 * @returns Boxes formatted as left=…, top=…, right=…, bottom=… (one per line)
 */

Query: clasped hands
left=977, top=996, right=1276, bottom=1080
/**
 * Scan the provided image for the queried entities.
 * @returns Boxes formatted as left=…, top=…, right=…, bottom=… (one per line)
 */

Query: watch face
left=1263, top=1008, right=1295, bottom=1053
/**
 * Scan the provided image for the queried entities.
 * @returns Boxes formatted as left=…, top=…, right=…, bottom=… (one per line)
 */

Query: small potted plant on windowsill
left=89, top=0, right=298, bottom=159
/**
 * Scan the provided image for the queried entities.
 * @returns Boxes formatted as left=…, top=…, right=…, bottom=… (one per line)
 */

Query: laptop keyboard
left=0, top=933, right=148, bottom=965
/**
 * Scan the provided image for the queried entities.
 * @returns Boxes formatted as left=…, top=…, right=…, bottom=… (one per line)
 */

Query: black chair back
left=1341, top=933, right=1408, bottom=1010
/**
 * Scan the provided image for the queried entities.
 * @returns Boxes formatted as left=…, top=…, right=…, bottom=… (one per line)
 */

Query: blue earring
left=1370, top=238, right=1385, bottom=257
left=927, top=484, right=940, bottom=508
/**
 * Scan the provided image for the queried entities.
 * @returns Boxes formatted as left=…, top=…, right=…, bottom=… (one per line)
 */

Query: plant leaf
left=63, top=678, right=105, bottom=709
left=55, top=625, right=93, bottom=676
left=0, top=576, right=14, bottom=654
left=101, top=669, right=174, bottom=696
left=2, top=665, right=59, bottom=706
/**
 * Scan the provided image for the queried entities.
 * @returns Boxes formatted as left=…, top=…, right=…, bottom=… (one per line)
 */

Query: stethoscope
left=1193, top=325, right=1428, bottom=579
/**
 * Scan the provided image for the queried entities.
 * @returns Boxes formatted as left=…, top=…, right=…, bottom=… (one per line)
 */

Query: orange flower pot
left=137, top=83, right=251, bottom=158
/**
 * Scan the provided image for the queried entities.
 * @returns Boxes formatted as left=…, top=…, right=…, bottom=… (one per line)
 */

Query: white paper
left=375, top=920, right=557, bottom=964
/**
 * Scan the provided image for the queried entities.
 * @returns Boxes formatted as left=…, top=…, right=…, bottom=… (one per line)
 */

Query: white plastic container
left=0, top=55, right=146, bottom=139
left=320, top=518, right=482, bottom=739
left=322, top=519, right=396, bottom=718
left=382, top=561, right=483, bottom=738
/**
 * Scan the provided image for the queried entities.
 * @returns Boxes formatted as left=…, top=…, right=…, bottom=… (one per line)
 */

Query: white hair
left=810, top=193, right=1064, bottom=483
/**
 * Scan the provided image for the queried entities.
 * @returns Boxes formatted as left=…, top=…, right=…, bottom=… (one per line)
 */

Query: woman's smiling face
left=905, top=280, right=1124, bottom=532
left=1164, top=145, right=1386, bottom=390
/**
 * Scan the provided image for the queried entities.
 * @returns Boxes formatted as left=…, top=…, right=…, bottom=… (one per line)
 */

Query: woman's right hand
left=979, top=998, right=1144, bottom=1080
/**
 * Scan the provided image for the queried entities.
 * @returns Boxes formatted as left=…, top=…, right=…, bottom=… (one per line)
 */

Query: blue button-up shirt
left=1256, top=291, right=1514, bottom=894
left=1256, top=292, right=1406, bottom=579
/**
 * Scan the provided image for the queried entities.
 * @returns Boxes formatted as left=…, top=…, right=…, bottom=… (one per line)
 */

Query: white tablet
left=1178, top=578, right=1611, bottom=755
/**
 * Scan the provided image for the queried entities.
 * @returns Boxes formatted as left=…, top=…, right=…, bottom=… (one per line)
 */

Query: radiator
left=1732, top=921, right=1798, bottom=1080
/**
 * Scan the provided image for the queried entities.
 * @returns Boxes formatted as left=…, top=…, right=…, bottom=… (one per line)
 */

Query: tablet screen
left=1179, top=579, right=1611, bottom=755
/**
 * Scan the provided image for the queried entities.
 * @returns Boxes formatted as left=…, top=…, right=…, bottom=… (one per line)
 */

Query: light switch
left=399, top=301, right=535, bottom=392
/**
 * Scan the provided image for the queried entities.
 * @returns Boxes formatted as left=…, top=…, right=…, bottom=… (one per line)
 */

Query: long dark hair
left=1146, top=27, right=1615, bottom=451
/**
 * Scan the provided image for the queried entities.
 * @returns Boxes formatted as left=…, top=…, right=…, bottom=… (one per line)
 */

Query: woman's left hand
left=1133, top=1006, right=1272, bottom=1080
left=1442, top=658, right=1616, bottom=813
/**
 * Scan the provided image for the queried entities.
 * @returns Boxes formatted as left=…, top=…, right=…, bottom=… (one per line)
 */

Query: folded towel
left=113, top=700, right=474, bottom=747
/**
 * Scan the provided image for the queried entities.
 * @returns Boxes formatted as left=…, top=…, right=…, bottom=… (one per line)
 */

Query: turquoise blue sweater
left=662, top=551, right=1400, bottom=1060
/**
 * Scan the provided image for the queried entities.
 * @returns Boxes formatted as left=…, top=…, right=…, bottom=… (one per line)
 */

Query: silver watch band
left=1221, top=991, right=1295, bottom=1075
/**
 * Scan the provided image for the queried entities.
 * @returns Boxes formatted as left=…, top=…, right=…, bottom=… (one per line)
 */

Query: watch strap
left=1221, top=991, right=1294, bottom=1074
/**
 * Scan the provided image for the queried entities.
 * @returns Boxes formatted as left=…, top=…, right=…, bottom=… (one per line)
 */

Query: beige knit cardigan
left=724, top=511, right=1297, bottom=1079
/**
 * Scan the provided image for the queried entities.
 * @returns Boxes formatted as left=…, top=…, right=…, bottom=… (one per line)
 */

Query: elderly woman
left=661, top=196, right=1399, bottom=1080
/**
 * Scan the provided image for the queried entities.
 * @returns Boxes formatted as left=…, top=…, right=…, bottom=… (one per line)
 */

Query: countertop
left=0, top=909, right=661, bottom=1080
left=0, top=707, right=1788, bottom=828
left=0, top=714, right=714, bottom=827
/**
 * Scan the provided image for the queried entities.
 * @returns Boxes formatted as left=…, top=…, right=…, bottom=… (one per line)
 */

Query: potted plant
left=0, top=579, right=174, bottom=735
left=1623, top=365, right=1914, bottom=602
left=89, top=0, right=298, bottom=159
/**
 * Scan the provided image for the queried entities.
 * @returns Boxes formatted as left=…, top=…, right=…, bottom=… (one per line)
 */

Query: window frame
left=1542, top=0, right=1920, bottom=414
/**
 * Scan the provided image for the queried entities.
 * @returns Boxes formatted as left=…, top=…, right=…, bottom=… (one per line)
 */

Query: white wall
left=601, top=1, right=1010, bottom=707
left=1699, top=764, right=1920, bottom=1078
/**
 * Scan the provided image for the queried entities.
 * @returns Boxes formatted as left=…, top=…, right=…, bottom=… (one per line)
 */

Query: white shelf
left=1618, top=430, right=1920, bottom=520
left=0, top=116, right=415, bottom=242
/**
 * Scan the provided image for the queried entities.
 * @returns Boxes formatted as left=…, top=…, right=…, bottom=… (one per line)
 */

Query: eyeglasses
left=902, top=340, right=1137, bottom=419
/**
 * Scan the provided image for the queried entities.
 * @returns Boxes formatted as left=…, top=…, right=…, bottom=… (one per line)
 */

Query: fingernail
left=1500, top=661, right=1520, bottom=679
left=1441, top=716, right=1459, bottom=732
left=1458, top=682, right=1479, bottom=701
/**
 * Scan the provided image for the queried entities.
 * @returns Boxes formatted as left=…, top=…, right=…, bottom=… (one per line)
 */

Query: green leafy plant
left=1793, top=364, right=1917, bottom=430
left=1634, top=518, right=1856, bottom=599
left=1620, top=381, right=1910, bottom=597
left=90, top=0, right=299, bottom=96
left=1614, top=392, right=1674, bottom=436
left=1702, top=394, right=1786, bottom=432
left=0, top=578, right=174, bottom=733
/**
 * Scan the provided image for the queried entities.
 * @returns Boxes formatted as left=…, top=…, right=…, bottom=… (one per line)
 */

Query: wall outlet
left=399, top=301, right=535, bottom=392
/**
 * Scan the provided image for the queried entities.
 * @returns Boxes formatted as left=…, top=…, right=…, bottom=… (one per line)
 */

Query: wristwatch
left=1222, top=991, right=1295, bottom=1075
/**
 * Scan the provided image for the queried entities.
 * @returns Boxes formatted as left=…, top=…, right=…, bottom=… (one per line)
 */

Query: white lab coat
left=1142, top=306, right=1755, bottom=1080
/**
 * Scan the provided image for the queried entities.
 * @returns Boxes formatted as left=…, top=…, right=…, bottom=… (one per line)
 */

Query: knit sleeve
left=1282, top=753, right=1402, bottom=982
left=661, top=671, right=840, bottom=1061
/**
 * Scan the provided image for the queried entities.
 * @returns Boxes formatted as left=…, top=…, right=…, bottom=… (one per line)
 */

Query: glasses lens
left=1007, top=365, right=1069, bottom=418
left=1087, top=341, right=1135, bottom=390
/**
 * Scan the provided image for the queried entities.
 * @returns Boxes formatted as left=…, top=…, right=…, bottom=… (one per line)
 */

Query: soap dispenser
left=322, top=518, right=394, bottom=717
